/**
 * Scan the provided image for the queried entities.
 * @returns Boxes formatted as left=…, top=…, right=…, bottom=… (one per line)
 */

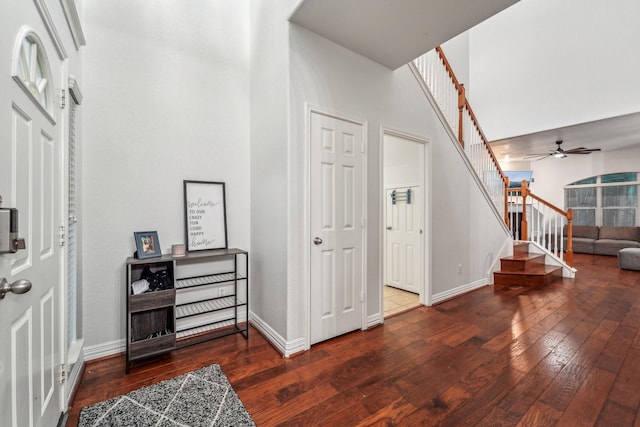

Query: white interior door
left=310, top=111, right=365, bottom=345
left=385, top=187, right=422, bottom=294
left=0, top=10, right=64, bottom=427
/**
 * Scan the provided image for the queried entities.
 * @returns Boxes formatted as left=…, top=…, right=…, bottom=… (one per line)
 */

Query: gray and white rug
left=78, top=364, right=255, bottom=427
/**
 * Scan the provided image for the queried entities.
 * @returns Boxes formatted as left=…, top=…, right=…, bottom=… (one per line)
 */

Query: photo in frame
left=134, top=231, right=162, bottom=259
left=184, top=180, right=228, bottom=251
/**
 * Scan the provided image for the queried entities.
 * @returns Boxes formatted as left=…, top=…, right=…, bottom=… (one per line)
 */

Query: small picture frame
left=134, top=231, right=162, bottom=259
left=184, top=180, right=228, bottom=251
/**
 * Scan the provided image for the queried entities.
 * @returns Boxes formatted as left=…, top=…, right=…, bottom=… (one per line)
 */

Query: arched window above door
left=12, top=27, right=54, bottom=117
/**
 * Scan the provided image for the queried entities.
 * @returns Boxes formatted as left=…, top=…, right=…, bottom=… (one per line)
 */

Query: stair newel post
left=520, top=180, right=528, bottom=241
left=565, top=208, right=574, bottom=267
left=458, top=84, right=465, bottom=148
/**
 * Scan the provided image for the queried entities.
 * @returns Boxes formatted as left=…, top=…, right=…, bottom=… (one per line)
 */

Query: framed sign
left=184, top=180, right=228, bottom=251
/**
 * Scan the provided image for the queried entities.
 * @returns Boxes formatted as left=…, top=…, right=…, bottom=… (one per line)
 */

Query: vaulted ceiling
left=290, top=0, right=519, bottom=70
left=290, top=1, right=640, bottom=162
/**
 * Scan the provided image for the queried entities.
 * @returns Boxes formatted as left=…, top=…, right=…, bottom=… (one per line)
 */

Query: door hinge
left=361, top=142, right=365, bottom=153
left=60, top=89, right=66, bottom=109
left=360, top=290, right=365, bottom=303
left=60, top=365, right=66, bottom=385
left=59, top=225, right=66, bottom=247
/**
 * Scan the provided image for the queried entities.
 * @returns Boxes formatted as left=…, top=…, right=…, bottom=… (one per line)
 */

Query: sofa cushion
left=598, top=226, right=640, bottom=241
left=594, top=239, right=640, bottom=256
left=565, top=237, right=596, bottom=254
left=565, top=225, right=599, bottom=240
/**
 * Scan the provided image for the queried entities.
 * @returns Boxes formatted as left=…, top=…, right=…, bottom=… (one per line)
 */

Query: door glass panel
left=13, top=33, right=51, bottom=113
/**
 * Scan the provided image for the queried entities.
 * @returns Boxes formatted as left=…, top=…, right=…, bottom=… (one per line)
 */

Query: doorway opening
left=382, top=130, right=428, bottom=318
left=383, top=285, right=420, bottom=317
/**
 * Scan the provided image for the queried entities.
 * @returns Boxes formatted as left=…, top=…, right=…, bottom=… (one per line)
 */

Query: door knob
left=386, top=226, right=392, bottom=230
left=0, top=278, right=32, bottom=299
left=313, top=237, right=323, bottom=245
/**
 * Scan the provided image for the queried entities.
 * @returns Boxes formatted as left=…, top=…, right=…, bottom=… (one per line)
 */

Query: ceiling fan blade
left=564, top=147, right=602, bottom=154
left=523, top=153, right=550, bottom=160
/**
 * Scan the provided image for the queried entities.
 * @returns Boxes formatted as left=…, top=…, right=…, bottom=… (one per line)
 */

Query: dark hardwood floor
left=66, top=253, right=640, bottom=426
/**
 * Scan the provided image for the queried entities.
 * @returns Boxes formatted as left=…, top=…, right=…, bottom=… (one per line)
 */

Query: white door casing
left=310, top=110, right=365, bottom=345
left=385, top=186, right=422, bottom=294
left=1, top=13, right=64, bottom=427
left=381, top=130, right=429, bottom=310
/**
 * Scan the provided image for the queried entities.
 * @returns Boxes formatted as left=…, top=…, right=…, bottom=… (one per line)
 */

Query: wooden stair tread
left=499, top=252, right=546, bottom=272
left=501, top=253, right=545, bottom=262
left=495, top=265, right=561, bottom=276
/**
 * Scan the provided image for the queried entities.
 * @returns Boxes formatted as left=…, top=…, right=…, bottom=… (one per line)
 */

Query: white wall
left=469, top=0, right=640, bottom=141
left=81, top=0, right=250, bottom=351
left=79, top=0, right=513, bottom=354
left=249, top=0, right=299, bottom=343
left=440, top=32, right=471, bottom=96
left=289, top=24, right=509, bottom=335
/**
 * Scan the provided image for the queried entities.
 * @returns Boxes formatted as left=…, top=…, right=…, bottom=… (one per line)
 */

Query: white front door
left=385, top=186, right=422, bottom=294
left=0, top=9, right=64, bottom=427
left=310, top=111, right=365, bottom=345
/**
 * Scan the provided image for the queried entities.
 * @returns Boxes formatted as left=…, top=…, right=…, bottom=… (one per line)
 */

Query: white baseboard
left=431, top=279, right=489, bottom=305
left=83, top=339, right=125, bottom=361
left=64, top=350, right=85, bottom=409
left=249, top=311, right=306, bottom=357
left=87, top=310, right=381, bottom=363
left=367, top=312, right=383, bottom=328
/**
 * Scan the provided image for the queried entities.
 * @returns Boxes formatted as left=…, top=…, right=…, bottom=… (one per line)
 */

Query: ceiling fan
left=525, top=140, right=601, bottom=160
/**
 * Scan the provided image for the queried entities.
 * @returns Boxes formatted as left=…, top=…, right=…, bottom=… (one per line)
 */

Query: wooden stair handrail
left=430, top=48, right=573, bottom=267
left=518, top=181, right=574, bottom=266
left=434, top=47, right=509, bottom=217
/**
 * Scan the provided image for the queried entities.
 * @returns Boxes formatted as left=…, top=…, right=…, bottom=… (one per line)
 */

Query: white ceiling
left=490, top=112, right=640, bottom=163
left=289, top=0, right=520, bottom=70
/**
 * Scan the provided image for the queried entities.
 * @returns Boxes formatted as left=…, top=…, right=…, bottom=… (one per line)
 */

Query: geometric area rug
left=78, top=364, right=255, bottom=427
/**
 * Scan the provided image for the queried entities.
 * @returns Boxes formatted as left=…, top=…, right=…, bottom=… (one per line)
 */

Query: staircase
left=411, top=46, right=576, bottom=286
left=493, top=242, right=562, bottom=290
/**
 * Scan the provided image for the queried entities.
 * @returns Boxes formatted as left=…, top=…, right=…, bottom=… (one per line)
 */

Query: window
left=565, top=173, right=639, bottom=226
left=602, top=185, right=637, bottom=226
left=565, top=187, right=596, bottom=226
left=602, top=172, right=637, bottom=183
